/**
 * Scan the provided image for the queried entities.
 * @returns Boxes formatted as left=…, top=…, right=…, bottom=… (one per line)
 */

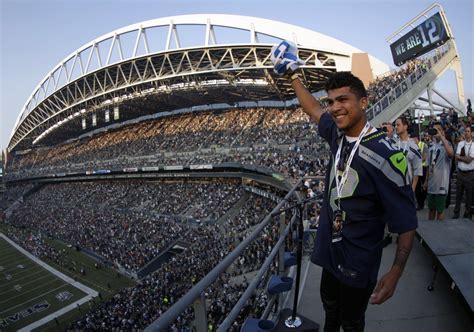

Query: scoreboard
left=390, top=12, right=449, bottom=66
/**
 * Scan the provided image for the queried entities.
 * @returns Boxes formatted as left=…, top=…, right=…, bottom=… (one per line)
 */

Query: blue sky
left=1, top=0, right=472, bottom=151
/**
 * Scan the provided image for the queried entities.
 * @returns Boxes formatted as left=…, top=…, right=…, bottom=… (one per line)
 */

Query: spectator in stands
left=5, top=107, right=330, bottom=183
left=423, top=122, right=454, bottom=220
left=273, top=41, right=417, bottom=331
left=413, top=133, right=429, bottom=210
left=10, top=180, right=248, bottom=272
left=7, top=178, right=282, bottom=331
left=452, top=125, right=474, bottom=219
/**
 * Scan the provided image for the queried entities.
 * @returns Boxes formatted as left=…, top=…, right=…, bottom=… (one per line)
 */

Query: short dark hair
left=397, top=116, right=409, bottom=127
left=325, top=72, right=367, bottom=99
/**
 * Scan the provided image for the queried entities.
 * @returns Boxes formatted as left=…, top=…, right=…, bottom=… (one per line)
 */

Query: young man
left=453, top=125, right=474, bottom=219
left=271, top=42, right=417, bottom=331
left=395, top=117, right=423, bottom=192
left=423, top=122, right=454, bottom=220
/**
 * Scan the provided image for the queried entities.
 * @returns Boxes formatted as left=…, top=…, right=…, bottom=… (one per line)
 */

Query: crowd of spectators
left=366, top=58, right=430, bottom=106
left=2, top=224, right=62, bottom=263
left=65, top=183, right=279, bottom=330
left=5, top=42, right=454, bottom=185
left=8, top=179, right=245, bottom=271
left=5, top=51, right=445, bottom=184
left=61, top=103, right=474, bottom=331
left=0, top=183, right=34, bottom=210
left=3, top=175, right=289, bottom=330
left=5, top=107, right=328, bottom=182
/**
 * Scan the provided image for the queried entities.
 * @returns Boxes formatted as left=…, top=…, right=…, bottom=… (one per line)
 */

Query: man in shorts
left=423, top=122, right=454, bottom=220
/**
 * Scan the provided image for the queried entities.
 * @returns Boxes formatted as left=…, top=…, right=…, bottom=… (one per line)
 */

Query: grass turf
left=0, top=225, right=136, bottom=331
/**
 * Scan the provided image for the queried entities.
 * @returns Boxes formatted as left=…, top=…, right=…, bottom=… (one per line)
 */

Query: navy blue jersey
left=311, top=113, right=418, bottom=288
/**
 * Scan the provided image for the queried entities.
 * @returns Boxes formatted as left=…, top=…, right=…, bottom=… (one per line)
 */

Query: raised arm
left=270, top=40, right=325, bottom=125
left=440, top=135, right=454, bottom=158
left=291, top=76, right=324, bottom=124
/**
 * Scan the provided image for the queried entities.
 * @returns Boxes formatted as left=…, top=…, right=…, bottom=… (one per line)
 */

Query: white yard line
left=0, top=273, right=54, bottom=296
left=0, top=284, right=68, bottom=315
left=0, top=278, right=65, bottom=304
left=0, top=233, right=98, bottom=297
left=0, top=264, right=38, bottom=278
left=0, top=259, right=33, bottom=270
left=0, top=233, right=100, bottom=330
left=0, top=268, right=45, bottom=287
left=18, top=294, right=96, bottom=332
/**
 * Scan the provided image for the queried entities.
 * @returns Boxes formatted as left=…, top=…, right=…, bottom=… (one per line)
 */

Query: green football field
left=0, top=236, right=89, bottom=331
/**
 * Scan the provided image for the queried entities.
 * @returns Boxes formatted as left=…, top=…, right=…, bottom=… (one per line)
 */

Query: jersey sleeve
left=318, top=112, right=338, bottom=146
left=374, top=151, right=418, bottom=234
left=409, top=143, right=423, bottom=177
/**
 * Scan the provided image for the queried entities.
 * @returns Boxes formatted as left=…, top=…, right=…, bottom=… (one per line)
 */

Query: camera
left=382, top=126, right=388, bottom=132
left=428, top=128, right=438, bottom=136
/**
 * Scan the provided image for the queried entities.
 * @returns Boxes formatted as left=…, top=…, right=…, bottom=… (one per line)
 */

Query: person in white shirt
left=395, top=117, right=423, bottom=192
left=453, top=125, right=474, bottom=219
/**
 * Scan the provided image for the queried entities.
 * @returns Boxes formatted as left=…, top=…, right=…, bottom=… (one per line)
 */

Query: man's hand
left=456, top=155, right=474, bottom=163
left=270, top=41, right=304, bottom=76
left=371, top=230, right=415, bottom=305
left=271, top=40, right=323, bottom=124
left=369, top=268, right=401, bottom=304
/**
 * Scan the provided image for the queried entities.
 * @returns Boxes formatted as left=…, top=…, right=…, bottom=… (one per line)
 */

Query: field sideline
left=0, top=233, right=97, bottom=331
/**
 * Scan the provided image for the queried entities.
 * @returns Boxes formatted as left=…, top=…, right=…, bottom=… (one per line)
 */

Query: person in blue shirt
left=271, top=42, right=417, bottom=331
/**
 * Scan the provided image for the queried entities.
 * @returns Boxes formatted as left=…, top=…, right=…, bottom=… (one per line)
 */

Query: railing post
left=146, top=184, right=300, bottom=331
left=192, top=292, right=208, bottom=332
left=278, top=212, right=286, bottom=275
left=278, top=211, right=287, bottom=313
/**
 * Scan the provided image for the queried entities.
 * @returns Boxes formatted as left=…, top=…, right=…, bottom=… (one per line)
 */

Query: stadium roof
left=8, top=14, right=389, bottom=152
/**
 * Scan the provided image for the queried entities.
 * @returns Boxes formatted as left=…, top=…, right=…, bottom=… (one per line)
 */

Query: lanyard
left=430, top=143, right=441, bottom=166
left=398, top=139, right=408, bottom=154
left=464, top=141, right=472, bottom=156
left=333, top=122, right=371, bottom=207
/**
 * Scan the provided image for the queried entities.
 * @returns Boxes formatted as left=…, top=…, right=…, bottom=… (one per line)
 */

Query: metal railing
left=145, top=179, right=306, bottom=331
left=366, top=42, right=453, bottom=122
